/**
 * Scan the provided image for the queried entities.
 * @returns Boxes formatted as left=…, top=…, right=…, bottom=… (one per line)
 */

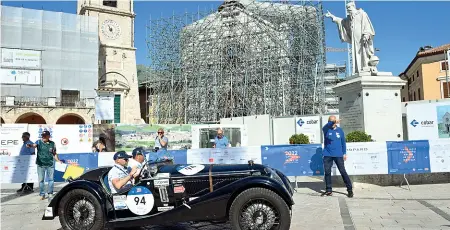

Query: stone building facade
left=0, top=6, right=98, bottom=124
left=78, top=0, right=142, bottom=124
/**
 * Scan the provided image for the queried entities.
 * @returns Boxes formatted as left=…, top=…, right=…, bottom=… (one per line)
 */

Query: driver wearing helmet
left=108, top=151, right=139, bottom=194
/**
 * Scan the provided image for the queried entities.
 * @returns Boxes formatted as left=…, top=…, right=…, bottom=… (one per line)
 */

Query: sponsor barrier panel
left=187, top=146, right=261, bottom=165
left=28, top=124, right=94, bottom=154
left=1, top=140, right=450, bottom=183
left=386, top=140, right=431, bottom=174
left=261, top=144, right=323, bottom=176
left=429, top=139, right=450, bottom=173
left=334, top=142, right=388, bottom=176
left=0, top=124, right=29, bottom=156
left=54, top=153, right=98, bottom=182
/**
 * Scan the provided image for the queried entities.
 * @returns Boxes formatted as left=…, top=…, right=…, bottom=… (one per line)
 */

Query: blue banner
left=387, top=140, right=431, bottom=174
left=261, top=144, right=324, bottom=176
left=55, top=153, right=99, bottom=182
left=147, top=149, right=187, bottom=165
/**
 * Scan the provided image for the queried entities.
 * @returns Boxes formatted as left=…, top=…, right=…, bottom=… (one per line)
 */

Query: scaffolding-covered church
left=146, top=0, right=326, bottom=124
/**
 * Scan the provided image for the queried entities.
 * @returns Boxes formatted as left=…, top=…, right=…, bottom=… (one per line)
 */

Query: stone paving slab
left=2, top=182, right=450, bottom=229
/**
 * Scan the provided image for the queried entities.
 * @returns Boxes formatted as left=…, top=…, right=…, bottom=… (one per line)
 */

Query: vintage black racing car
left=42, top=159, right=294, bottom=230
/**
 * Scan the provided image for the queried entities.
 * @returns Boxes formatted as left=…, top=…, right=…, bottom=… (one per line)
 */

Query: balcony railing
left=0, top=96, right=95, bottom=108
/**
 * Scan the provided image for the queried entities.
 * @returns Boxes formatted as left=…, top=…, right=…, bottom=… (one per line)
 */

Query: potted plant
left=289, top=134, right=310, bottom=144
left=346, top=131, right=373, bottom=142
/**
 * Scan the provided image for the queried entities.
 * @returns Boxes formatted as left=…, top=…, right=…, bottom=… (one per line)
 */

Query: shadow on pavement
left=294, top=181, right=324, bottom=193
left=1, top=190, right=36, bottom=203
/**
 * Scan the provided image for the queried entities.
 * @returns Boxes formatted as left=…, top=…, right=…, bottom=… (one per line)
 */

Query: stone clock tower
left=77, top=0, right=142, bottom=124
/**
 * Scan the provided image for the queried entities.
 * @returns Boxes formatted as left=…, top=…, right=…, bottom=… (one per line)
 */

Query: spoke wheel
left=58, top=189, right=105, bottom=230
left=229, top=188, right=291, bottom=230
left=66, top=196, right=96, bottom=229
left=239, top=199, right=279, bottom=230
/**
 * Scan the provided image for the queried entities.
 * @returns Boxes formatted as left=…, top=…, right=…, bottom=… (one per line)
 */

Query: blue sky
left=2, top=1, right=449, bottom=75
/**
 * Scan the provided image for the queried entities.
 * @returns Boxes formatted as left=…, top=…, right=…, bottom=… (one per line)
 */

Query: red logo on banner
left=61, top=138, right=69, bottom=145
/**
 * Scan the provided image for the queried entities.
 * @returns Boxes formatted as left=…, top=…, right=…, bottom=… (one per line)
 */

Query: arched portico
left=56, top=113, right=85, bottom=124
left=15, top=112, right=46, bottom=124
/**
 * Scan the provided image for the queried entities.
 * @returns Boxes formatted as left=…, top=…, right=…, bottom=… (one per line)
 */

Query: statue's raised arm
left=325, top=1, right=379, bottom=76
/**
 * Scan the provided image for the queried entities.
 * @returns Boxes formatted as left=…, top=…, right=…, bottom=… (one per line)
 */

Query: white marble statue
left=325, top=1, right=379, bottom=75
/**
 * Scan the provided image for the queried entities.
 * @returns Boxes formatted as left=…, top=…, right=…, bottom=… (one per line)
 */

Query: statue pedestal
left=332, top=73, right=406, bottom=142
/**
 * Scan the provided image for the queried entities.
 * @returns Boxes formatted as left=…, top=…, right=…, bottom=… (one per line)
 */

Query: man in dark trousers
left=17, top=132, right=35, bottom=192
left=322, top=115, right=353, bottom=198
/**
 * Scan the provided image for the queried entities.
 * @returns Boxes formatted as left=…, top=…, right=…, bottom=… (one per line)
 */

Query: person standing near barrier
left=322, top=116, right=353, bottom=198
left=27, top=130, right=61, bottom=200
left=17, top=132, right=35, bottom=193
left=92, top=134, right=108, bottom=152
left=154, top=128, right=168, bottom=151
left=213, top=128, right=229, bottom=148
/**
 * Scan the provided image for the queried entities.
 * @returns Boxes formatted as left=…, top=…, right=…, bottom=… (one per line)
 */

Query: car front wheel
left=58, top=189, right=105, bottom=230
left=229, top=188, right=291, bottom=230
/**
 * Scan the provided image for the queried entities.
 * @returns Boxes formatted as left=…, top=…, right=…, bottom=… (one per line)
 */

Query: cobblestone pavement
left=2, top=180, right=450, bottom=230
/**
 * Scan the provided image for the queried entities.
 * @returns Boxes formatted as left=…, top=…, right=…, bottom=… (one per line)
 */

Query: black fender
left=225, top=176, right=295, bottom=210
left=42, top=180, right=108, bottom=220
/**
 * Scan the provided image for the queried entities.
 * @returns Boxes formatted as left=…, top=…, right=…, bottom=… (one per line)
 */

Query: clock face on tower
left=101, top=19, right=121, bottom=40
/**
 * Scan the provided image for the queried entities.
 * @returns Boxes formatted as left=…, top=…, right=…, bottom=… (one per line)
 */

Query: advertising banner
left=387, top=140, right=431, bottom=174
left=98, top=152, right=116, bottom=167
left=406, top=101, right=450, bottom=140
left=428, top=139, right=450, bottom=173
left=0, top=68, right=41, bottom=85
left=28, top=124, right=93, bottom=154
left=191, top=124, right=247, bottom=149
left=1, top=48, right=41, bottom=68
left=261, top=144, right=323, bottom=176
left=337, top=142, right=388, bottom=175
left=0, top=124, right=29, bottom=156
left=54, top=153, right=98, bottom=182
left=187, top=146, right=261, bottom=165
left=295, top=116, right=321, bottom=144
left=115, top=124, right=192, bottom=152
left=0, top=155, right=38, bottom=183
left=93, top=124, right=116, bottom=152
left=95, top=93, right=114, bottom=121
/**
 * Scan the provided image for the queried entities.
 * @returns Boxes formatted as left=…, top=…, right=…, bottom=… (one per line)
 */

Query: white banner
left=429, top=139, right=450, bottom=173
left=0, top=124, right=29, bottom=156
left=95, top=93, right=115, bottom=121
left=295, top=116, right=321, bottom=144
left=98, top=152, right=116, bottom=167
left=406, top=101, right=450, bottom=140
left=0, top=155, right=39, bottom=183
left=1, top=48, right=41, bottom=68
left=0, top=68, right=41, bottom=85
left=187, top=146, right=262, bottom=165
left=28, top=124, right=94, bottom=154
left=332, top=142, right=388, bottom=176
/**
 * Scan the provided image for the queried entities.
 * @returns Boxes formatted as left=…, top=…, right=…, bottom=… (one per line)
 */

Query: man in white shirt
left=108, top=151, right=138, bottom=194
left=128, top=147, right=145, bottom=170
left=128, top=147, right=147, bottom=182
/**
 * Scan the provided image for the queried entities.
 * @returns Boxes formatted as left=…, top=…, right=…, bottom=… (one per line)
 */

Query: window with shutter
left=443, top=83, right=450, bottom=98
left=114, top=95, right=121, bottom=123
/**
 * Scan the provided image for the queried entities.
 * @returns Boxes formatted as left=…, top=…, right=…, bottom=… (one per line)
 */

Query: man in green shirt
left=27, top=130, right=61, bottom=200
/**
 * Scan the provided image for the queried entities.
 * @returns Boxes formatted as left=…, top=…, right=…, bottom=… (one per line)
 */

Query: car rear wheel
left=58, top=189, right=105, bottom=230
left=229, top=188, right=291, bottom=230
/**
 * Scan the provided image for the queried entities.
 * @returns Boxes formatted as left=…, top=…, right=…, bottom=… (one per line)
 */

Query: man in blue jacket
left=322, top=115, right=353, bottom=197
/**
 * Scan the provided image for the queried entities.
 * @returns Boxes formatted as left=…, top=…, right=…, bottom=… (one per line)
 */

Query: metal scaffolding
left=146, top=0, right=326, bottom=124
